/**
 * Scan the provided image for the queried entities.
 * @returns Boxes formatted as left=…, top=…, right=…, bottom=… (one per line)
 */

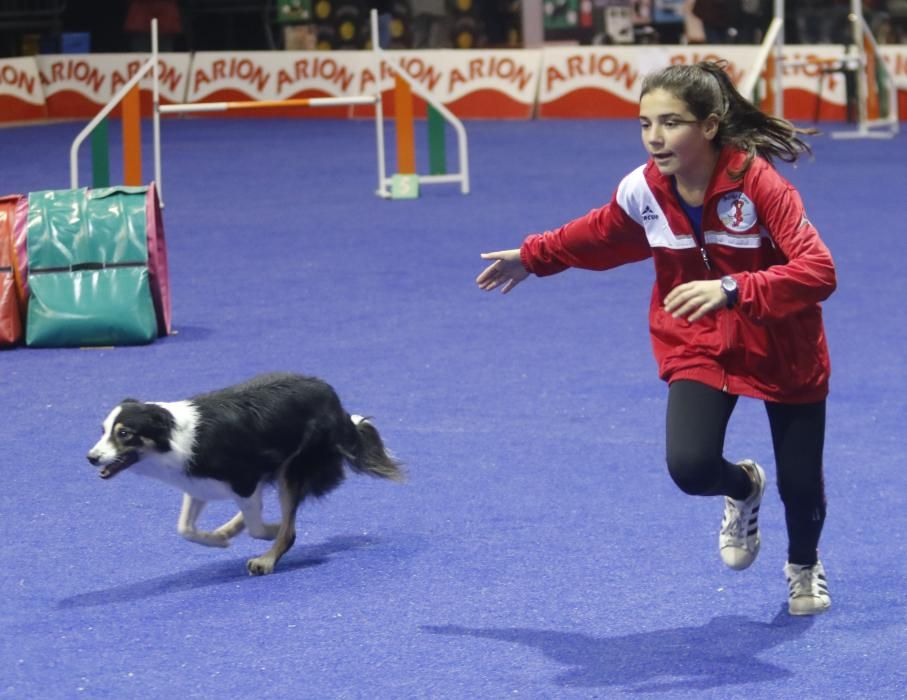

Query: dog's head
left=87, top=400, right=176, bottom=479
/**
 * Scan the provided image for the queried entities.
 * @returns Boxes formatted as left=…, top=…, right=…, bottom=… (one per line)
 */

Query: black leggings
left=665, top=380, right=827, bottom=566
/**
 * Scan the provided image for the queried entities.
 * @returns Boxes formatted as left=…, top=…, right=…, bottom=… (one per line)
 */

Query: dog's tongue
left=99, top=466, right=118, bottom=479
left=99, top=454, right=137, bottom=479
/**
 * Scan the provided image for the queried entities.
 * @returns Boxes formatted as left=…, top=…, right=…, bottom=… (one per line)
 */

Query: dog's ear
left=141, top=404, right=176, bottom=451
left=116, top=401, right=174, bottom=451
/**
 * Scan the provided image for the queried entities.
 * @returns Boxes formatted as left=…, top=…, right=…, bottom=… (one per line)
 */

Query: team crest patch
left=717, top=192, right=757, bottom=233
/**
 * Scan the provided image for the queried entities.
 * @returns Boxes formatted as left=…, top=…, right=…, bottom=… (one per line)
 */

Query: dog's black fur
left=87, top=372, right=403, bottom=575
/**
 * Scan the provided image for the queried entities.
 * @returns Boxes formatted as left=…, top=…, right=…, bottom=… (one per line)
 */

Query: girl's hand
left=664, top=280, right=727, bottom=321
left=476, top=249, right=530, bottom=294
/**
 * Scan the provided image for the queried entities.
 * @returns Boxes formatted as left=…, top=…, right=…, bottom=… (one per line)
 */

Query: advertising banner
left=382, top=50, right=542, bottom=119
left=538, top=45, right=760, bottom=118
left=880, top=45, right=907, bottom=117
left=537, top=45, right=907, bottom=122
left=187, top=50, right=542, bottom=119
left=35, top=54, right=191, bottom=118
left=2, top=46, right=905, bottom=124
left=0, top=58, right=47, bottom=122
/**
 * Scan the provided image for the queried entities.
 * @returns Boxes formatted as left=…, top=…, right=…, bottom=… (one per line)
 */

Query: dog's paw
left=246, top=556, right=276, bottom=576
left=202, top=533, right=231, bottom=548
left=211, top=524, right=242, bottom=541
left=212, top=519, right=245, bottom=540
left=209, top=530, right=235, bottom=545
left=182, top=529, right=231, bottom=548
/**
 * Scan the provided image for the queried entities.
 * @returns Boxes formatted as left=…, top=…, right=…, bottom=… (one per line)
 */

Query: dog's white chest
left=131, top=459, right=235, bottom=500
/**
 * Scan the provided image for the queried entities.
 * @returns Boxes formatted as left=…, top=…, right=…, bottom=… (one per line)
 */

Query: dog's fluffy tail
left=341, top=415, right=405, bottom=482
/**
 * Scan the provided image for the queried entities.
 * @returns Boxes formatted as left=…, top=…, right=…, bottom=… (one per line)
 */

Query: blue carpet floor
left=1, top=116, right=905, bottom=698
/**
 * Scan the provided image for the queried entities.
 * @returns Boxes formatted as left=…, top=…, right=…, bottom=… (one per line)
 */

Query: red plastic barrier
left=0, top=194, right=28, bottom=346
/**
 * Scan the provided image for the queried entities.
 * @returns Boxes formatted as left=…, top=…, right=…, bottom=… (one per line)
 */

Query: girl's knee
left=779, top=483, right=826, bottom=513
left=777, top=470, right=826, bottom=508
left=666, top=452, right=719, bottom=495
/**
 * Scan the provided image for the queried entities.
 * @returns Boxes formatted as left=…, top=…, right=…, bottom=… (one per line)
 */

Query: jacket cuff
left=519, top=237, right=536, bottom=275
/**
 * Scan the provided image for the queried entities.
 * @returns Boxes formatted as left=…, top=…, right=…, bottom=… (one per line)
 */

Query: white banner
left=880, top=45, right=907, bottom=90
left=36, top=53, right=191, bottom=108
left=2, top=46, right=905, bottom=123
left=188, top=51, right=365, bottom=101
left=0, top=57, right=44, bottom=106
left=538, top=45, right=760, bottom=117
left=389, top=50, right=542, bottom=107
left=187, top=49, right=542, bottom=117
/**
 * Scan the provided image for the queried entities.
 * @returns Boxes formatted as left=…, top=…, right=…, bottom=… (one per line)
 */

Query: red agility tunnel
left=0, top=194, right=28, bottom=347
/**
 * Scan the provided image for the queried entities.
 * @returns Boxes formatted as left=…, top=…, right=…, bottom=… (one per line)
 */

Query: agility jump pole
left=150, top=20, right=384, bottom=205
left=829, top=0, right=898, bottom=139
left=159, top=96, right=377, bottom=113
left=73, top=12, right=469, bottom=202
left=155, top=94, right=382, bottom=203
left=69, top=29, right=157, bottom=190
left=742, top=0, right=897, bottom=138
left=70, top=20, right=381, bottom=204
left=153, top=8, right=468, bottom=199
left=740, top=0, right=784, bottom=117
left=370, top=9, right=470, bottom=197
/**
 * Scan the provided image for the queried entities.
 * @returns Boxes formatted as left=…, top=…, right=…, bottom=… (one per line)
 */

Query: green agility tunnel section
left=24, top=184, right=171, bottom=348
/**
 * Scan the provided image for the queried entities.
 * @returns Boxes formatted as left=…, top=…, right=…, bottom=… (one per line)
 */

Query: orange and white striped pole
left=158, top=96, right=377, bottom=114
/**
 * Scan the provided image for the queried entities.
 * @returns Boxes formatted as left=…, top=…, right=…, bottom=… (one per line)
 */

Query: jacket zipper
left=721, top=261, right=733, bottom=393
left=692, top=197, right=712, bottom=272
left=680, top=205, right=711, bottom=272
left=677, top=191, right=725, bottom=389
left=671, top=182, right=712, bottom=273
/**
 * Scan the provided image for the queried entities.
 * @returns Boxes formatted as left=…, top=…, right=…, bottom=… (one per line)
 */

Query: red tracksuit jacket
left=520, top=147, right=836, bottom=404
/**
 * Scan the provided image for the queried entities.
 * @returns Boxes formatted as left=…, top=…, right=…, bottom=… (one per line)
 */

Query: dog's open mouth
left=98, top=453, right=139, bottom=479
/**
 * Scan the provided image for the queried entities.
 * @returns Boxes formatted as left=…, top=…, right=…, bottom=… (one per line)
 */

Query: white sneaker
left=719, top=460, right=766, bottom=570
left=785, top=560, right=831, bottom=616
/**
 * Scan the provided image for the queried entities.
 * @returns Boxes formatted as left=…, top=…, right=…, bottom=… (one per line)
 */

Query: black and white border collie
left=87, top=372, right=403, bottom=575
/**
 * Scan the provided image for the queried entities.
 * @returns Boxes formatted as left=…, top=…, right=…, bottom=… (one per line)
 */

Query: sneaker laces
left=721, top=499, right=745, bottom=538
left=721, top=463, right=762, bottom=538
left=788, top=564, right=827, bottom=597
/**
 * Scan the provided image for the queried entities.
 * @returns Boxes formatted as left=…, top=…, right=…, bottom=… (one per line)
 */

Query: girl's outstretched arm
left=476, top=249, right=530, bottom=294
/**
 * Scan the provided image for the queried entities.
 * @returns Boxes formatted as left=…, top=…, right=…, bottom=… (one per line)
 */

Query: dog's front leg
left=177, top=493, right=231, bottom=548
left=234, top=485, right=279, bottom=541
left=212, top=511, right=245, bottom=540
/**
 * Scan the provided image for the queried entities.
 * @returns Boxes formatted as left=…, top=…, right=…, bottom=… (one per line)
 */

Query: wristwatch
left=721, top=275, right=738, bottom=309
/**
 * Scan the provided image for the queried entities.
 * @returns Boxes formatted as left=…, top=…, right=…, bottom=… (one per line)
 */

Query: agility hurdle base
left=384, top=69, right=467, bottom=199
left=69, top=14, right=469, bottom=205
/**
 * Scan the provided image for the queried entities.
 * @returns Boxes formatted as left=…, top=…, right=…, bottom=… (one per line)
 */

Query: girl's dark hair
left=640, top=61, right=815, bottom=178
